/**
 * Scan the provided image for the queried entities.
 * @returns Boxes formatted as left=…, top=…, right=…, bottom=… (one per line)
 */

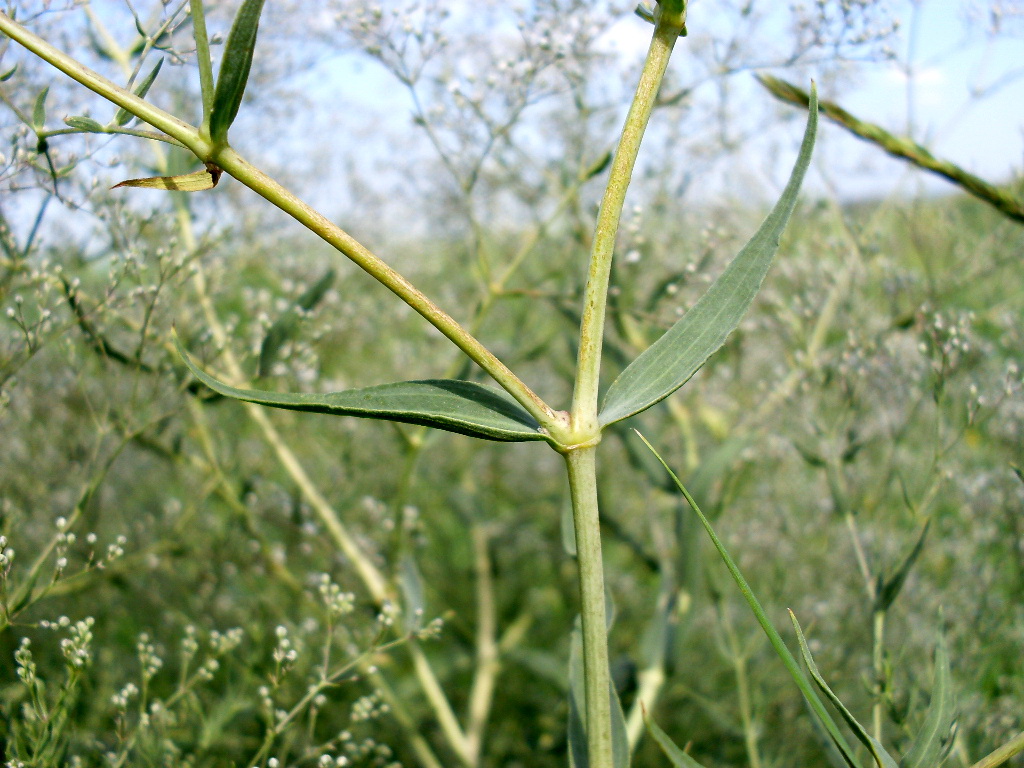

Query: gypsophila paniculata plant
left=1, top=1, right=1023, bottom=768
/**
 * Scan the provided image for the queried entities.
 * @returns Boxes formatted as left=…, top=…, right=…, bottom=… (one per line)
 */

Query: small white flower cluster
left=350, top=690, right=390, bottom=722
left=318, top=573, right=356, bottom=617
left=110, top=682, right=139, bottom=709
left=0, top=535, right=14, bottom=571
left=60, top=617, right=95, bottom=670
left=136, top=632, right=163, bottom=680
left=337, top=728, right=401, bottom=767
left=273, top=624, right=299, bottom=670
left=318, top=754, right=350, bottom=767
left=376, top=600, right=400, bottom=628
left=14, top=638, right=36, bottom=685
left=415, top=616, right=444, bottom=640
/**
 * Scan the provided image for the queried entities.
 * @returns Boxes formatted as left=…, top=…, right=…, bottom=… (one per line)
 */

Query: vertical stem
left=571, top=21, right=680, bottom=427
left=565, top=446, right=613, bottom=768
left=872, top=608, right=886, bottom=743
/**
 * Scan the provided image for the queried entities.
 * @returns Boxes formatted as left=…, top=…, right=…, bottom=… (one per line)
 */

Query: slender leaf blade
left=643, top=709, right=709, bottom=768
left=635, top=431, right=863, bottom=768
left=65, top=115, right=106, bottom=132
left=790, top=612, right=899, bottom=768
left=115, top=57, right=164, bottom=126
left=209, top=0, right=267, bottom=144
left=176, top=335, right=549, bottom=443
left=600, top=87, right=818, bottom=427
left=31, top=85, right=48, bottom=128
left=900, top=633, right=956, bottom=768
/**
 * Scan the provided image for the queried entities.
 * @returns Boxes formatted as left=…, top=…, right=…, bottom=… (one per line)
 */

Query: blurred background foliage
left=0, top=1, right=1021, bottom=766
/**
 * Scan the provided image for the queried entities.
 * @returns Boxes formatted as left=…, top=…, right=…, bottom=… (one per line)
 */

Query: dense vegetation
left=0, top=2, right=1021, bottom=767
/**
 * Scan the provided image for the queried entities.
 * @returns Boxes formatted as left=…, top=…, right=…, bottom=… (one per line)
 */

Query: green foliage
left=178, top=334, right=551, bottom=443
left=600, top=87, right=818, bottom=427
left=209, top=0, right=267, bottom=144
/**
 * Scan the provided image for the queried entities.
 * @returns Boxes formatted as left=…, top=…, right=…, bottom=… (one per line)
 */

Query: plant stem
left=207, top=145, right=561, bottom=433
left=0, top=12, right=564, bottom=438
left=565, top=446, right=613, bottom=768
left=970, top=732, right=1024, bottom=768
left=871, top=608, right=886, bottom=743
left=571, top=20, right=680, bottom=428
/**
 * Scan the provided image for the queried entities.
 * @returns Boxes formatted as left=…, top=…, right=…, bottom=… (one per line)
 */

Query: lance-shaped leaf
left=209, top=0, right=267, bottom=144
left=600, top=86, right=818, bottom=427
left=65, top=115, right=106, bottom=132
left=32, top=86, right=48, bottom=129
left=115, top=57, right=164, bottom=126
left=176, top=335, right=549, bottom=443
left=900, top=632, right=956, bottom=768
left=875, top=520, right=930, bottom=613
left=643, top=707, right=709, bottom=768
left=790, top=611, right=900, bottom=768
left=113, top=164, right=222, bottom=192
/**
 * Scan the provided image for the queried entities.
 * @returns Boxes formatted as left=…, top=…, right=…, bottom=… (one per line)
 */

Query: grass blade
left=789, top=612, right=899, bottom=768
left=176, top=333, right=550, bottom=443
left=635, top=430, right=863, bottom=768
left=209, top=0, right=266, bottom=144
left=599, top=86, right=818, bottom=427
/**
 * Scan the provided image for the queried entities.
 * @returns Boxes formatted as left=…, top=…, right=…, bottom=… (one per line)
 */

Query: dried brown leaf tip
left=113, top=163, right=222, bottom=192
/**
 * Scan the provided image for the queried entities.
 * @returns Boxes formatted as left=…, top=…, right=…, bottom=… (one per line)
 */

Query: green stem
left=565, top=446, right=612, bottom=768
left=189, top=0, right=215, bottom=126
left=0, top=12, right=205, bottom=154
left=871, top=609, right=886, bottom=743
left=0, top=12, right=564, bottom=437
left=969, top=732, right=1024, bottom=768
left=208, top=146, right=562, bottom=433
left=571, top=21, right=680, bottom=429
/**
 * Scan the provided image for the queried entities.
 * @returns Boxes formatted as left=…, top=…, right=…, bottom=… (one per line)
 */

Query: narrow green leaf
left=635, top=431, right=863, bottom=768
left=258, top=269, right=336, bottom=377
left=176, top=334, right=549, bottom=443
left=790, top=612, right=899, bottom=768
left=875, top=520, right=930, bottom=612
left=209, top=0, right=267, bottom=144
left=900, top=633, right=956, bottom=768
left=643, top=708, right=708, bottom=768
left=0, top=63, right=18, bottom=82
left=399, top=554, right=425, bottom=633
left=115, top=58, right=164, bottom=126
left=112, top=164, right=221, bottom=192
left=600, top=87, right=818, bottom=427
left=65, top=115, right=106, bottom=132
left=31, top=85, right=48, bottom=128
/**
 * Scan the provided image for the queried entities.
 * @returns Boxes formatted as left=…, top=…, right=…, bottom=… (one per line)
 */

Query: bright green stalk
left=565, top=446, right=613, bottom=768
left=562, top=15, right=683, bottom=768
left=570, top=19, right=681, bottom=431
left=970, top=732, right=1024, bottom=768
